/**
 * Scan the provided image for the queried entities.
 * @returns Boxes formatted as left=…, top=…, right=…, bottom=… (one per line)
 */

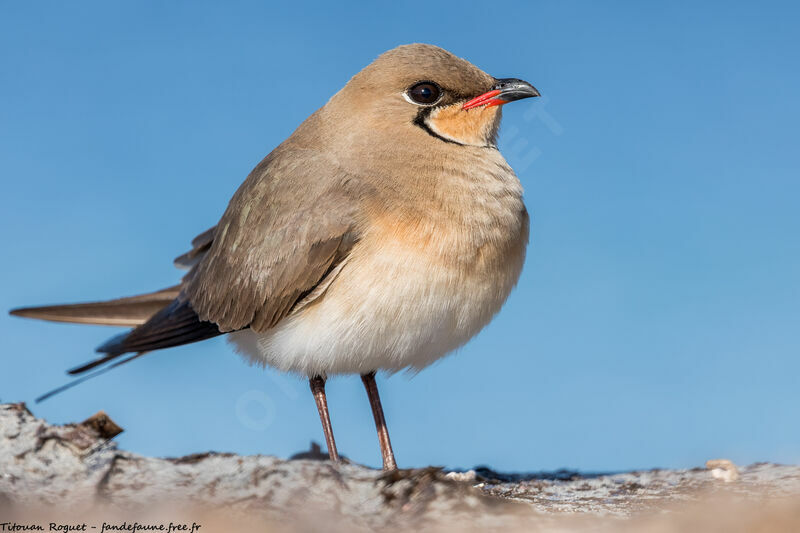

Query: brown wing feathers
left=183, top=149, right=360, bottom=333
left=13, top=150, right=361, bottom=401
left=174, top=226, right=216, bottom=269
left=32, top=298, right=224, bottom=402
left=67, top=299, right=225, bottom=376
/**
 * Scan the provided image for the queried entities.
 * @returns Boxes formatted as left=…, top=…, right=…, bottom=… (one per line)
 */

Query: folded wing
left=183, top=148, right=361, bottom=333
left=18, top=148, right=362, bottom=399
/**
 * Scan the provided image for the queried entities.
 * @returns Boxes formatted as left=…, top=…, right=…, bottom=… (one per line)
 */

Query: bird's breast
left=228, top=151, right=529, bottom=375
left=365, top=150, right=528, bottom=272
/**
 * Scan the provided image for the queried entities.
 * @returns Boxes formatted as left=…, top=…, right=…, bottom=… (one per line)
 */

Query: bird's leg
left=361, top=371, right=397, bottom=471
left=309, top=375, right=339, bottom=463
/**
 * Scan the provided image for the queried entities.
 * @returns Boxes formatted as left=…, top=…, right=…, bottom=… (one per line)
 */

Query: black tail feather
left=36, top=299, right=226, bottom=400
left=37, top=352, right=147, bottom=402
left=63, top=299, right=225, bottom=378
left=96, top=299, right=223, bottom=356
left=68, top=350, right=124, bottom=375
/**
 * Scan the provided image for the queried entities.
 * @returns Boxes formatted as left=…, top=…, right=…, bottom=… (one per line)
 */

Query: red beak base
left=462, top=89, right=506, bottom=110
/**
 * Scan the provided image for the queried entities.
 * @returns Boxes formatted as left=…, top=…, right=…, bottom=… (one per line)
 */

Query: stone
left=1, top=403, right=799, bottom=532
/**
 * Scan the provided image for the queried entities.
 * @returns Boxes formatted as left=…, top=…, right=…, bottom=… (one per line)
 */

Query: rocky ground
left=2, top=402, right=799, bottom=532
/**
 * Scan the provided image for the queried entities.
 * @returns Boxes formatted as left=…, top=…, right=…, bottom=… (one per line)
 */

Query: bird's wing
left=31, top=148, right=361, bottom=400
left=80, top=147, right=360, bottom=361
left=174, top=226, right=216, bottom=270
left=183, top=147, right=361, bottom=333
left=67, top=298, right=224, bottom=375
left=33, top=296, right=226, bottom=401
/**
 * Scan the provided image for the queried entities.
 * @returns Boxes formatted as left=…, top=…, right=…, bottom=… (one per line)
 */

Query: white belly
left=229, top=220, right=527, bottom=376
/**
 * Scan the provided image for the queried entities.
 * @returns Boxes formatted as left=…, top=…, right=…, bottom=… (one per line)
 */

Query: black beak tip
left=493, top=77, right=541, bottom=101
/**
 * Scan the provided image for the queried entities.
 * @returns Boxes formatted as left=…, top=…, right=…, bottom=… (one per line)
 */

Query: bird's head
left=329, top=43, right=539, bottom=149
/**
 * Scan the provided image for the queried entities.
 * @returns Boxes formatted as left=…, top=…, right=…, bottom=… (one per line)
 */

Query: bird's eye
left=406, top=82, right=442, bottom=105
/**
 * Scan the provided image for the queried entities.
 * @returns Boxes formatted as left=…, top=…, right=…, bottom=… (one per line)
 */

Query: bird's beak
left=462, top=78, right=540, bottom=110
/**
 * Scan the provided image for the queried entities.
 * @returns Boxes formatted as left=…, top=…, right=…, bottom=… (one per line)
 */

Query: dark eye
left=406, top=81, right=442, bottom=105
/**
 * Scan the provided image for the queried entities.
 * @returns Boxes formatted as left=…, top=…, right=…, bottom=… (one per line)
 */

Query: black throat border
left=413, top=108, right=465, bottom=146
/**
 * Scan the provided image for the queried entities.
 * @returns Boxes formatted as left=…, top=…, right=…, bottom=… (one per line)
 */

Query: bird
left=9, top=43, right=540, bottom=471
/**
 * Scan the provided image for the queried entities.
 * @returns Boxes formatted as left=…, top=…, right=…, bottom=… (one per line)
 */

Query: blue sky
left=1, top=1, right=798, bottom=472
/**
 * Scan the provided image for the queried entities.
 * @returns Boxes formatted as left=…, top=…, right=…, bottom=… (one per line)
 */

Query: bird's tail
left=9, top=285, right=181, bottom=327
left=9, top=285, right=226, bottom=402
